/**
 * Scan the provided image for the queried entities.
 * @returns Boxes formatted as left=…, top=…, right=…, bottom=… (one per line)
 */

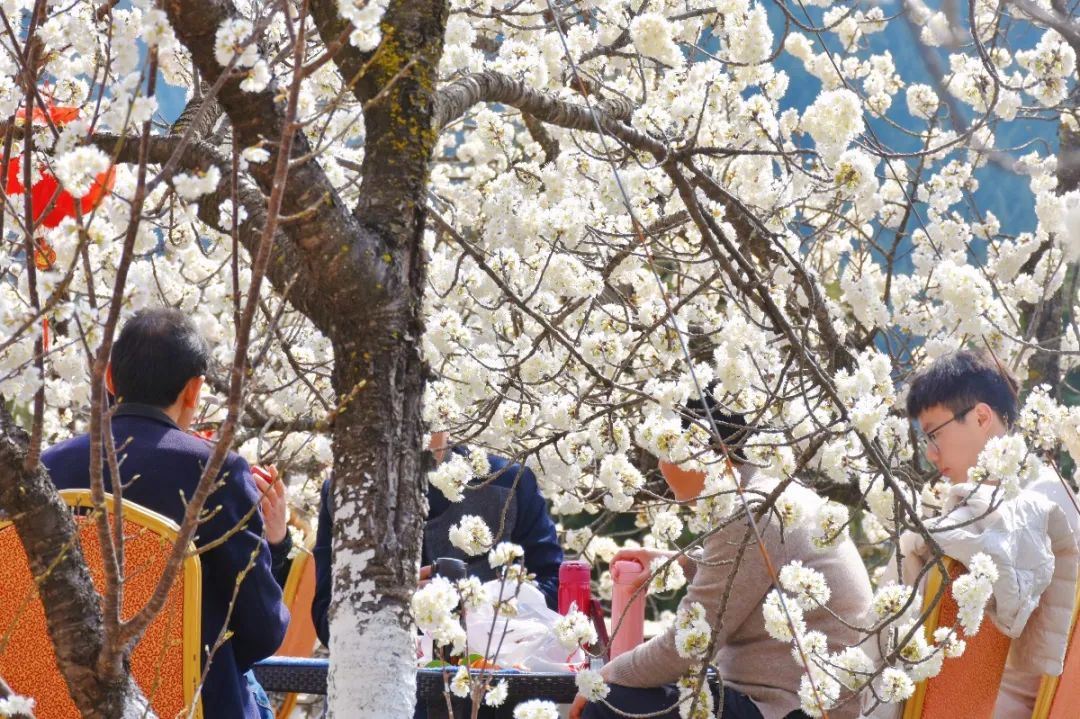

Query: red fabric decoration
left=2, top=103, right=115, bottom=229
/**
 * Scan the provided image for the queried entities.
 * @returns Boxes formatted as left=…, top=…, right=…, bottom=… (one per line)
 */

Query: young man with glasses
left=898, top=349, right=1080, bottom=718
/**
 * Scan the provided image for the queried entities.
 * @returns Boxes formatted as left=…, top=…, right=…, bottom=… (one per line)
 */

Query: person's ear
left=182, top=376, right=204, bottom=409
left=105, top=363, right=115, bottom=396
left=974, top=402, right=994, bottom=429
left=429, top=430, right=449, bottom=464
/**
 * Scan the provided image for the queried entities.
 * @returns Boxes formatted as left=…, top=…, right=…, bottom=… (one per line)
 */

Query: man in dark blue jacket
left=42, top=308, right=290, bottom=719
left=311, top=437, right=563, bottom=648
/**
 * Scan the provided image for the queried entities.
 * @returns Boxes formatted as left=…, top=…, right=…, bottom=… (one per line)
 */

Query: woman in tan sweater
left=572, top=403, right=874, bottom=719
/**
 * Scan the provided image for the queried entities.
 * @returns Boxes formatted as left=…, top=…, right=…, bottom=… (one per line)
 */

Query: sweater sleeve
left=311, top=478, right=333, bottom=647
left=604, top=515, right=779, bottom=688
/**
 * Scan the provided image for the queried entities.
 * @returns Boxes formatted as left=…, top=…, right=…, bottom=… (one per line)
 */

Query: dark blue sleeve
left=509, top=464, right=563, bottom=610
left=200, top=455, right=291, bottom=670
left=311, top=478, right=333, bottom=647
left=41, top=439, right=89, bottom=491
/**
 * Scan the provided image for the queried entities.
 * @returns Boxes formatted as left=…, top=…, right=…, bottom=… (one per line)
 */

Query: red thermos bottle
left=559, top=559, right=592, bottom=615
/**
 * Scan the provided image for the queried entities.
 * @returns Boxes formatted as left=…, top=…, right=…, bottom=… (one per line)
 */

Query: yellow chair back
left=0, top=490, right=202, bottom=719
left=274, top=548, right=319, bottom=719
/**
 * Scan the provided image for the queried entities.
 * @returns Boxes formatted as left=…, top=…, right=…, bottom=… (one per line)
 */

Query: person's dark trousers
left=582, top=682, right=812, bottom=719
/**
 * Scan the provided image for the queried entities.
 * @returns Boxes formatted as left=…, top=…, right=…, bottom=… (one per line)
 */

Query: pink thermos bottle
left=609, top=559, right=647, bottom=658
left=559, top=559, right=592, bottom=615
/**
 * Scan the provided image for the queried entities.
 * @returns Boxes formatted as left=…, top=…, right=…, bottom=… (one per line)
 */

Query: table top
left=252, top=657, right=579, bottom=701
left=417, top=667, right=579, bottom=702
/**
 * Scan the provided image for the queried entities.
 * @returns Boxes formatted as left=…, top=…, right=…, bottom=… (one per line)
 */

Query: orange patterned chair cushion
left=0, top=493, right=200, bottom=718
left=904, top=558, right=1012, bottom=719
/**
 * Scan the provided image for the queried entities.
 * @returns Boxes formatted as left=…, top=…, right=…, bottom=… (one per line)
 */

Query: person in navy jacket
left=311, top=433, right=563, bottom=648
left=42, top=308, right=291, bottom=719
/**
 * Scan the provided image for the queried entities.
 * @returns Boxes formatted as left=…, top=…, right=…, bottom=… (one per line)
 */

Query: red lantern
left=33, top=240, right=56, bottom=270
left=3, top=100, right=112, bottom=357
left=2, top=102, right=115, bottom=230
left=18, top=104, right=81, bottom=125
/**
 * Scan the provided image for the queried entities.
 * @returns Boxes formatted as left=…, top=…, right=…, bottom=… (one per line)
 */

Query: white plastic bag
left=418, top=580, right=584, bottom=672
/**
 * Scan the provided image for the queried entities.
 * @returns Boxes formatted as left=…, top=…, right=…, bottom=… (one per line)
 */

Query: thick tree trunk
left=0, top=404, right=150, bottom=718
left=327, top=321, right=428, bottom=717
left=322, top=0, right=447, bottom=712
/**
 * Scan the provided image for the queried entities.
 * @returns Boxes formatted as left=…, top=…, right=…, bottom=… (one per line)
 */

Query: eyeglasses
left=918, top=405, right=975, bottom=453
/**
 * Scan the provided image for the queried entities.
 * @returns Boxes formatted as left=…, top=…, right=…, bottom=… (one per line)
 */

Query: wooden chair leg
left=276, top=692, right=299, bottom=719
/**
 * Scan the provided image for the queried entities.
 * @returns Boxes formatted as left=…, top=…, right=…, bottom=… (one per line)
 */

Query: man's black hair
left=680, top=382, right=750, bottom=461
left=905, top=349, right=1020, bottom=428
left=111, top=308, right=211, bottom=407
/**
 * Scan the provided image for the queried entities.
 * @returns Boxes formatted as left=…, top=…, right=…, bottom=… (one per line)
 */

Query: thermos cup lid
left=559, top=559, right=591, bottom=582
left=433, top=556, right=468, bottom=580
left=611, top=558, right=646, bottom=583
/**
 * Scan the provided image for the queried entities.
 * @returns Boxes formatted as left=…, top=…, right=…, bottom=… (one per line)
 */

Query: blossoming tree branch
left=0, top=0, right=1078, bottom=717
